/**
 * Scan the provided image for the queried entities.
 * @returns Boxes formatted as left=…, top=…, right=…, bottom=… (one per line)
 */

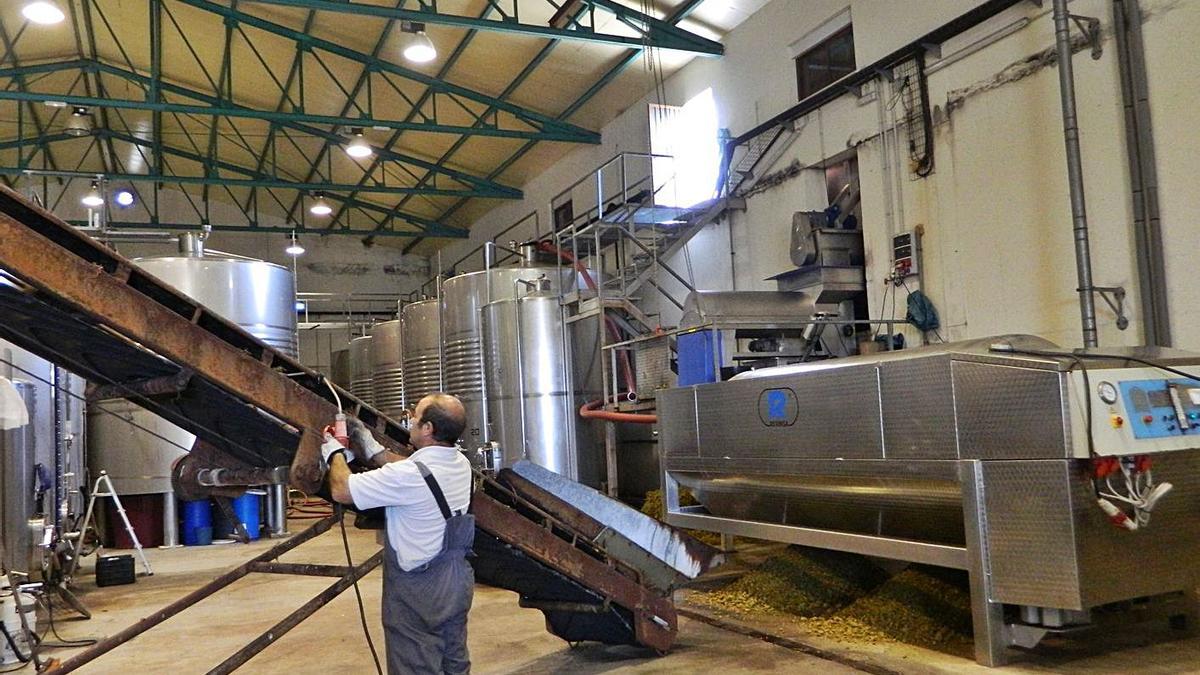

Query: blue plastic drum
left=181, top=499, right=213, bottom=546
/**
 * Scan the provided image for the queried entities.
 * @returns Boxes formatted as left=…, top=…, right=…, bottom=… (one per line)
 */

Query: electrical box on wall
left=892, top=230, right=919, bottom=279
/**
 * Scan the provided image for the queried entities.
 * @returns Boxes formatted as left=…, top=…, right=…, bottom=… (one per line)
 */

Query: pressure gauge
left=1098, top=381, right=1119, bottom=405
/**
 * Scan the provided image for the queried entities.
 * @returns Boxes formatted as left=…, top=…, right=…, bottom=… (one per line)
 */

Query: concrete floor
left=43, top=518, right=856, bottom=674
left=38, top=518, right=1200, bottom=674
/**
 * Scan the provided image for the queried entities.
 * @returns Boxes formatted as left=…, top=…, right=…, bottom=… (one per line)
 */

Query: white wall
left=449, top=0, right=1200, bottom=351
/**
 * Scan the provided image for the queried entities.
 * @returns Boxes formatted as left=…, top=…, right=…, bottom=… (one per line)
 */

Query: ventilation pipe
left=1052, top=0, right=1099, bottom=348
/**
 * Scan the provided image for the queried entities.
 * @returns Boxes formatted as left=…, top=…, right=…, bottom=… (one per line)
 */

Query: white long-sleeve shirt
left=347, top=445, right=472, bottom=571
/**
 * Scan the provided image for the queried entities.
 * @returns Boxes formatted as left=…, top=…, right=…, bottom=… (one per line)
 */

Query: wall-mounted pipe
left=1052, top=0, right=1099, bottom=348
left=1112, top=0, right=1170, bottom=346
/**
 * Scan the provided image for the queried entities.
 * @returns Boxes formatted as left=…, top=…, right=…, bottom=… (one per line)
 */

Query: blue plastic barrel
left=232, top=492, right=261, bottom=541
left=181, top=499, right=213, bottom=546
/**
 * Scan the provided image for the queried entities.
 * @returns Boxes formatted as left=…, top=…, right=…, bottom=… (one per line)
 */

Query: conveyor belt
left=0, top=186, right=723, bottom=653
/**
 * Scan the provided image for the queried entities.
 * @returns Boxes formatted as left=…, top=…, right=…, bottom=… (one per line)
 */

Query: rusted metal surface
left=86, top=370, right=193, bottom=401
left=45, top=515, right=339, bottom=674
left=509, top=461, right=725, bottom=583
left=246, top=561, right=355, bottom=577
left=178, top=440, right=289, bottom=493
left=209, top=549, right=384, bottom=675
left=472, top=491, right=678, bottom=652
left=0, top=186, right=409, bottom=492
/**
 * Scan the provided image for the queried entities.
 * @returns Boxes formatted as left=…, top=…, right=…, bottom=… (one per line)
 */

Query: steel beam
left=173, top=0, right=600, bottom=142
left=240, top=0, right=724, bottom=55
left=0, top=161, right=508, bottom=199
left=0, top=66, right=583, bottom=144
left=401, top=0, right=707, bottom=252
left=89, top=219, right=466, bottom=238
left=0, top=59, right=527, bottom=199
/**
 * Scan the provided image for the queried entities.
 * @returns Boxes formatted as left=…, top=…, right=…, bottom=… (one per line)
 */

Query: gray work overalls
left=382, top=461, right=475, bottom=675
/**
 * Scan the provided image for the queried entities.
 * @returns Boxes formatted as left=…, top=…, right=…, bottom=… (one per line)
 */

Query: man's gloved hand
left=347, top=417, right=385, bottom=464
left=320, top=431, right=349, bottom=468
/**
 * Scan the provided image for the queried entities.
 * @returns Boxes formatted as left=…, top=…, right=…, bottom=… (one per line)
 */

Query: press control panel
left=1074, top=367, right=1200, bottom=457
left=1119, top=379, right=1200, bottom=439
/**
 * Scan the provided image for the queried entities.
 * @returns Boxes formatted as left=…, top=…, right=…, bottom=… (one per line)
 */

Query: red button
left=1143, top=415, right=1154, bottom=424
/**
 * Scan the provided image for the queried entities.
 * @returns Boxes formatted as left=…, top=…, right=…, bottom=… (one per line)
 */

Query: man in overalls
left=325, top=393, right=475, bottom=674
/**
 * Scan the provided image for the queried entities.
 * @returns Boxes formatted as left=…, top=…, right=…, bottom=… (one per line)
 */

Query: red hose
left=537, top=241, right=637, bottom=392
left=579, top=399, right=657, bottom=424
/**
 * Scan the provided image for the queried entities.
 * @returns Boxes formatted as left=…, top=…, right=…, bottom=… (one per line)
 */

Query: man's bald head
left=413, top=394, right=467, bottom=447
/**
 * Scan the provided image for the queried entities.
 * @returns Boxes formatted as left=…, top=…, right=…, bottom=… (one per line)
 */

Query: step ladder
left=68, top=471, right=153, bottom=577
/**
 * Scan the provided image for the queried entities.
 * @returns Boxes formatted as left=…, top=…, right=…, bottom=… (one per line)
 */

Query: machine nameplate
left=758, top=388, right=798, bottom=427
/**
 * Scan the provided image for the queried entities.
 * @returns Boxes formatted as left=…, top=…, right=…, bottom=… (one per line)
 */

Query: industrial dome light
left=309, top=193, right=333, bottom=216
left=81, top=181, right=104, bottom=208
left=114, top=189, right=135, bottom=207
left=64, top=107, right=92, bottom=137
left=345, top=129, right=373, bottom=159
left=285, top=231, right=305, bottom=256
left=22, top=2, right=65, bottom=25
left=400, top=22, right=436, bottom=63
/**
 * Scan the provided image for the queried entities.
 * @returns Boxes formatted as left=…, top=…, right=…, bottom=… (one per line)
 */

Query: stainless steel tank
left=0, top=341, right=87, bottom=575
left=371, top=320, right=405, bottom=418
left=401, top=299, right=441, bottom=406
left=482, top=283, right=601, bottom=486
left=88, top=247, right=298, bottom=496
left=330, top=348, right=350, bottom=389
left=133, top=253, right=299, bottom=355
left=0, top=381, right=37, bottom=575
left=348, top=335, right=376, bottom=405
left=441, top=267, right=571, bottom=446
left=87, top=399, right=192, bottom=495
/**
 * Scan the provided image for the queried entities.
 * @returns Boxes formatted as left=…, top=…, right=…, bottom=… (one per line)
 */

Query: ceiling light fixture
left=285, top=231, right=305, bottom=256
left=64, top=107, right=92, bottom=137
left=81, top=181, right=104, bottom=208
left=309, top=193, right=333, bottom=216
left=345, top=129, right=373, bottom=159
left=400, top=21, right=436, bottom=63
left=22, top=2, right=65, bottom=25
left=115, top=189, right=135, bottom=207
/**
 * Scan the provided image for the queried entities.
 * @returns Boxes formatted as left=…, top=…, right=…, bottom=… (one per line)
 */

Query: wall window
left=795, top=25, right=855, bottom=101
left=649, top=88, right=721, bottom=209
left=552, top=200, right=574, bottom=232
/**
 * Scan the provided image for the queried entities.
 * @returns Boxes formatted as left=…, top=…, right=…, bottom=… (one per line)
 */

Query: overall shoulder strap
left=412, top=461, right=453, bottom=520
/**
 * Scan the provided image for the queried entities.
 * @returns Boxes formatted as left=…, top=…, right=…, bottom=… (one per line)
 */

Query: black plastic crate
left=96, top=554, right=136, bottom=587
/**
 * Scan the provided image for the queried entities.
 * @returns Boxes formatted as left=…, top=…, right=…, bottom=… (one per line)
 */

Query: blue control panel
left=1119, top=379, right=1200, bottom=439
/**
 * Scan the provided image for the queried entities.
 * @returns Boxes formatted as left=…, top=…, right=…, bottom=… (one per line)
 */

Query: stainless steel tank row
left=441, top=267, right=572, bottom=446
left=482, top=280, right=601, bottom=486
left=334, top=263, right=600, bottom=487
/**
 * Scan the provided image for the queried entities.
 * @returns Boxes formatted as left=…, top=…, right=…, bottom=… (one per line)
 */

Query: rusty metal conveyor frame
left=0, top=186, right=717, bottom=662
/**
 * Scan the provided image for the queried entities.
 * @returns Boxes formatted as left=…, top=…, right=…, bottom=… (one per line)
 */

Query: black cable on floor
left=339, top=505, right=383, bottom=675
left=37, top=595, right=97, bottom=648
left=0, top=623, right=31, bottom=665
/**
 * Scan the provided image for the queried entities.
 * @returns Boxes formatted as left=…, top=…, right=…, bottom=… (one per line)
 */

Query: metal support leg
left=960, top=460, right=1009, bottom=667
left=604, top=421, right=619, bottom=498
left=268, top=483, right=289, bottom=537
left=161, top=491, right=181, bottom=549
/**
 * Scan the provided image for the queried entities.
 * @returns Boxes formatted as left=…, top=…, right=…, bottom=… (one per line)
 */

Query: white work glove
left=347, top=417, right=385, bottom=463
left=320, top=432, right=349, bottom=468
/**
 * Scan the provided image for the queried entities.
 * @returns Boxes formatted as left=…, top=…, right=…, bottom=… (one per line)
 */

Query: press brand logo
left=758, top=388, right=798, bottom=426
